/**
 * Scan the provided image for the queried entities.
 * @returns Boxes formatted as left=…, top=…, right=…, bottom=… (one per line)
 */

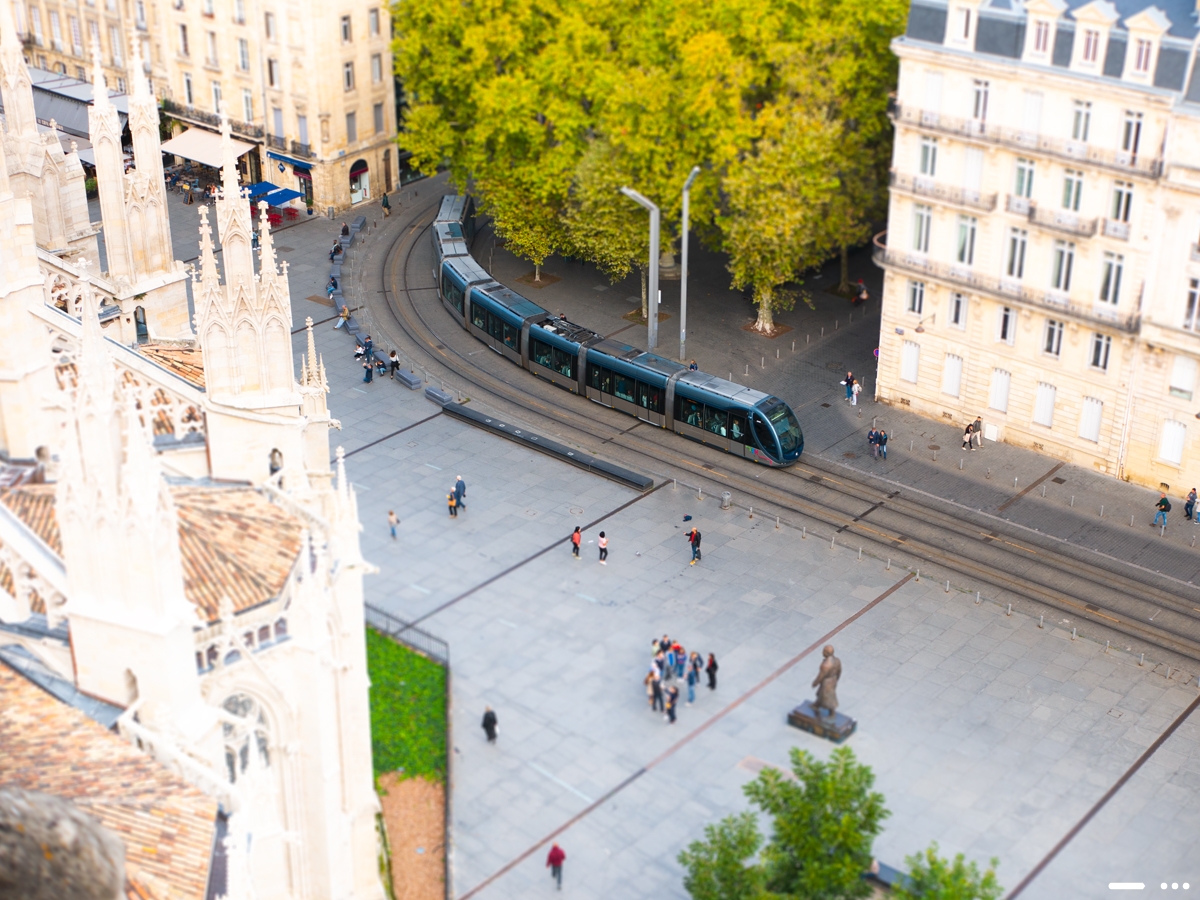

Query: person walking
left=454, top=476, right=467, bottom=512
left=665, top=684, right=680, bottom=724
left=481, top=707, right=497, bottom=742
left=447, top=491, right=457, bottom=517
left=388, top=510, right=399, bottom=539
left=1186, top=488, right=1197, bottom=523
left=362, top=359, right=374, bottom=383
left=381, top=192, right=391, bottom=217
left=961, top=424, right=973, bottom=451
left=843, top=372, right=855, bottom=402
left=571, top=526, right=582, bottom=558
left=868, top=427, right=880, bottom=458
left=686, top=662, right=698, bottom=704
left=706, top=653, right=719, bottom=690
left=878, top=430, right=889, bottom=460
left=598, top=531, right=608, bottom=564
left=1154, top=492, right=1170, bottom=528
left=388, top=350, right=401, bottom=378
left=972, top=416, right=984, bottom=449
left=687, top=527, right=702, bottom=565
left=546, top=843, right=566, bottom=890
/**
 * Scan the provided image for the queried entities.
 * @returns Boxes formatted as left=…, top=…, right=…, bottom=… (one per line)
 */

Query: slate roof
left=137, top=343, right=206, bottom=390
left=0, top=484, right=304, bottom=624
left=0, top=661, right=217, bottom=900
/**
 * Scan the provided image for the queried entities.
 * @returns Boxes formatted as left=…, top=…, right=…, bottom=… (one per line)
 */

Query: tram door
left=729, top=411, right=751, bottom=457
left=749, top=412, right=780, bottom=462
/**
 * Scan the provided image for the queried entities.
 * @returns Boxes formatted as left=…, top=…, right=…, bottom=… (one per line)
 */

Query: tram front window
left=764, top=401, right=802, bottom=455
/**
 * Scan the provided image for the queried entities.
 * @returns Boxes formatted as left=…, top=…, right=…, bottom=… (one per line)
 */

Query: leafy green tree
left=893, top=843, right=1003, bottom=900
left=679, top=812, right=765, bottom=900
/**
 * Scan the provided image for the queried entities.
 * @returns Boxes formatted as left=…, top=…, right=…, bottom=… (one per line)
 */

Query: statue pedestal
left=787, top=700, right=857, bottom=743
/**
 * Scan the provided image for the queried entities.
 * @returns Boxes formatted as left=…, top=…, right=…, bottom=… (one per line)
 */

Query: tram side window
left=637, top=381, right=664, bottom=414
left=487, top=311, right=505, bottom=342
left=703, top=406, right=729, bottom=437
left=551, top=347, right=575, bottom=378
left=613, top=372, right=635, bottom=402
left=588, top=364, right=613, bottom=393
left=730, top=413, right=748, bottom=443
left=442, top=274, right=464, bottom=312
left=677, top=397, right=702, bottom=427
left=531, top=338, right=553, bottom=368
left=503, top=322, right=519, bottom=350
left=752, top=413, right=776, bottom=454
left=471, top=301, right=486, bottom=330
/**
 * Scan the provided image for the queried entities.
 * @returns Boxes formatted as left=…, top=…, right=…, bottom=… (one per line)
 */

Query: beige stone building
left=876, top=0, right=1200, bottom=492
left=11, top=0, right=397, bottom=212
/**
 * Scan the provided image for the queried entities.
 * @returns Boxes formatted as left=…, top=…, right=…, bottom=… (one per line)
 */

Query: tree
left=893, top=843, right=1003, bottom=900
left=679, top=812, right=765, bottom=900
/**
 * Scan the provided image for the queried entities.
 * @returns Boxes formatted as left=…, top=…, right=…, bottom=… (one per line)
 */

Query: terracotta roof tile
left=136, top=344, right=205, bottom=390
left=0, top=663, right=216, bottom=900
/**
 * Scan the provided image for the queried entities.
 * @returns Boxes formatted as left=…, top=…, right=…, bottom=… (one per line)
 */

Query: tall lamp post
left=619, top=186, right=660, bottom=351
left=680, top=166, right=701, bottom=363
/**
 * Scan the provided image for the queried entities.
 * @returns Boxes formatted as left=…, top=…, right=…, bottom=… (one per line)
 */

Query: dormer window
left=1082, top=29, right=1100, bottom=62
left=959, top=7, right=972, bottom=40
left=1134, top=38, right=1152, bottom=72
left=1034, top=20, right=1051, bottom=52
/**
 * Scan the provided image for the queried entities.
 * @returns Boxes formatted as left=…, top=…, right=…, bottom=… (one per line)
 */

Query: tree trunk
left=837, top=244, right=851, bottom=294
left=753, top=286, right=775, bottom=333
left=640, top=267, right=648, bottom=321
left=534, top=262, right=541, bottom=283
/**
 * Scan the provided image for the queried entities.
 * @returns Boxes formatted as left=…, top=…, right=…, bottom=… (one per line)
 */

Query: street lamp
left=619, top=186, right=660, bottom=351
left=680, top=166, right=701, bottom=363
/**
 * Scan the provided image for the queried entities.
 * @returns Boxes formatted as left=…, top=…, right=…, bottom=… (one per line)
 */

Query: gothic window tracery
left=222, top=693, right=271, bottom=783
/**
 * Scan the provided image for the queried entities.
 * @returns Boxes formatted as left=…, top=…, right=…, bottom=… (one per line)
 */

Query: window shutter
left=942, top=354, right=963, bottom=397
left=901, top=341, right=920, bottom=384
left=1078, top=397, right=1103, bottom=442
left=1160, top=420, right=1186, bottom=465
left=989, top=369, right=1011, bottom=412
left=1033, top=382, right=1056, bottom=427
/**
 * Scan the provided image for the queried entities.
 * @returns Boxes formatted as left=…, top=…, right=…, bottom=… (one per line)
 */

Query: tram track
left=363, top=199, right=1200, bottom=668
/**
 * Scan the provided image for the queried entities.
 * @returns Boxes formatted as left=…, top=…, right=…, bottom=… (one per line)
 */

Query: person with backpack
left=571, top=526, right=582, bottom=558
left=1154, top=493, right=1170, bottom=528
left=687, top=527, right=701, bottom=565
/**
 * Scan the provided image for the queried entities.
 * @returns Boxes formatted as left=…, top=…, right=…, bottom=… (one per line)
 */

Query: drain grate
left=1052, top=476, right=1067, bottom=484
left=821, top=403, right=831, bottom=408
left=843, top=452, right=857, bottom=459
left=1085, top=603, right=1100, bottom=612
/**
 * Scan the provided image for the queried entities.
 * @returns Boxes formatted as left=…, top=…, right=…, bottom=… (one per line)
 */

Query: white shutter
left=964, top=148, right=984, bottom=192
left=941, top=354, right=963, bottom=397
left=924, top=71, right=943, bottom=113
left=901, top=341, right=921, bottom=383
left=1169, top=355, right=1197, bottom=400
left=1033, top=382, right=1057, bottom=427
left=1160, top=420, right=1186, bottom=465
left=1078, top=396, right=1103, bottom=442
left=1022, top=90, right=1043, bottom=133
left=988, top=368, right=1011, bottom=412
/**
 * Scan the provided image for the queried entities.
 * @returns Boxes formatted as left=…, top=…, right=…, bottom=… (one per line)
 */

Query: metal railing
left=160, top=97, right=265, bottom=139
left=889, top=170, right=997, bottom=212
left=889, top=100, right=1163, bottom=179
left=266, top=134, right=287, bottom=150
left=1030, top=205, right=1097, bottom=237
left=290, top=140, right=313, bottom=158
left=1102, top=219, right=1130, bottom=241
left=365, top=603, right=449, bottom=665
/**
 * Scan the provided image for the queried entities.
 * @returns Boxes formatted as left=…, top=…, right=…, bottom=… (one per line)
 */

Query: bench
left=350, top=215, right=367, bottom=234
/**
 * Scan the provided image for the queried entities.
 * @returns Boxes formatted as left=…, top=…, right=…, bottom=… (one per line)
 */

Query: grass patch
left=366, top=628, right=447, bottom=782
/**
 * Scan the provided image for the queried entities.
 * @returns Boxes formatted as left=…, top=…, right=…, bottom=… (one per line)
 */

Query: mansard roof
left=0, top=483, right=304, bottom=623
left=0, top=661, right=217, bottom=900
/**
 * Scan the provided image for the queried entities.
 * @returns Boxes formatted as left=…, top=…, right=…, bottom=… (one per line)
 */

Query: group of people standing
left=643, top=634, right=718, bottom=724
left=842, top=372, right=862, bottom=406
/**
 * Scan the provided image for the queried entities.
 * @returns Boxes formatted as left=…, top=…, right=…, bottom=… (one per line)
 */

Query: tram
left=430, top=195, right=804, bottom=467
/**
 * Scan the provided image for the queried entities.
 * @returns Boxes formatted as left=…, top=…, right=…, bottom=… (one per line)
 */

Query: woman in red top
left=571, top=527, right=581, bottom=558
left=546, top=843, right=566, bottom=889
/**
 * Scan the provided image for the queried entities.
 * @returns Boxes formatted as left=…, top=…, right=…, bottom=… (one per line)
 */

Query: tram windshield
left=764, top=401, right=802, bottom=455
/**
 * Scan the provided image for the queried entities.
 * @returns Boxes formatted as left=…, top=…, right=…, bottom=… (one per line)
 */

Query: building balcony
left=889, top=170, right=997, bottom=212
left=1102, top=219, right=1130, bottom=241
left=161, top=97, right=264, bottom=139
left=289, top=140, right=313, bottom=158
left=266, top=134, right=287, bottom=150
left=1006, top=195, right=1031, bottom=215
left=889, top=100, right=1163, bottom=180
left=1029, top=205, right=1097, bottom=238
left=872, top=233, right=1141, bottom=334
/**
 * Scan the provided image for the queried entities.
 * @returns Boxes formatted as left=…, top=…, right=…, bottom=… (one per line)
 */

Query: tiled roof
left=0, top=485, right=303, bottom=624
left=137, top=343, right=206, bottom=390
left=0, top=662, right=217, bottom=900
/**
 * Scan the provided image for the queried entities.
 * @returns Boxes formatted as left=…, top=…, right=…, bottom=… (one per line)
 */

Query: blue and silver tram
left=430, top=197, right=804, bottom=466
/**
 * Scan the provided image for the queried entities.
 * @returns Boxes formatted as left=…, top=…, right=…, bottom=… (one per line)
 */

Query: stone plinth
left=787, top=700, right=857, bottom=743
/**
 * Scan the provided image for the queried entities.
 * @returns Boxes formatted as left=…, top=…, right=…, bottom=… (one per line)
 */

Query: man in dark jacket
left=1154, top=493, right=1170, bottom=528
left=688, top=528, right=701, bottom=565
left=481, top=707, right=497, bottom=742
left=454, top=476, right=466, bottom=511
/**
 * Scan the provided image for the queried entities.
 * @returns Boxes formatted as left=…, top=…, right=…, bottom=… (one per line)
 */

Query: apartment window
left=1007, top=228, right=1027, bottom=279
left=369, top=8, right=380, bottom=35
left=346, top=111, right=357, bottom=142
left=202, top=0, right=213, bottom=14
left=1184, top=279, right=1200, bottom=331
left=1134, top=38, right=1152, bottom=73
left=1062, top=169, right=1083, bottom=211
left=69, top=15, right=81, bottom=54
left=206, top=31, right=217, bottom=65
left=1079, top=397, right=1103, bottom=442
left=234, top=0, right=245, bottom=23
left=1098, top=252, right=1123, bottom=305
left=1082, top=29, right=1100, bottom=62
left=178, top=23, right=188, bottom=55
left=211, top=81, right=222, bottom=113
left=1043, top=319, right=1063, bottom=356
left=272, top=107, right=283, bottom=138
left=265, top=11, right=276, bottom=39
left=242, top=88, right=253, bottom=123
left=956, top=216, right=977, bottom=265
left=117, top=77, right=125, bottom=92
left=958, top=7, right=971, bottom=40
left=88, top=20, right=100, bottom=52
left=297, top=114, right=308, bottom=145
left=1033, top=382, right=1057, bottom=427
left=1051, top=241, right=1075, bottom=291
left=29, top=7, right=42, bottom=45
left=343, top=61, right=355, bottom=91
left=913, top=204, right=932, bottom=253
left=49, top=10, right=60, bottom=49
left=1122, top=111, right=1143, bottom=155
left=109, top=25, right=121, bottom=64
left=371, top=53, right=383, bottom=84
left=1159, top=420, right=1186, bottom=464
left=1071, top=100, right=1091, bottom=141
left=989, top=368, right=1011, bottom=412
left=267, top=58, right=279, bottom=87
left=900, top=341, right=921, bottom=384
left=135, top=0, right=146, bottom=26
left=1015, top=158, right=1035, bottom=198
left=341, top=15, right=352, bottom=42
left=1170, top=355, right=1197, bottom=401
left=1034, top=19, right=1050, bottom=53
left=972, top=80, right=989, bottom=121
left=373, top=101, right=384, bottom=134
left=998, top=306, right=1016, bottom=345
left=907, top=280, right=925, bottom=315
left=942, top=353, right=964, bottom=397
left=949, top=292, right=966, bottom=328
left=1091, top=333, right=1112, bottom=371
left=1111, top=181, right=1132, bottom=222
left=183, top=71, right=193, bottom=105
left=76, top=66, right=86, bottom=80
left=237, top=38, right=249, bottom=70
left=919, top=136, right=937, bottom=177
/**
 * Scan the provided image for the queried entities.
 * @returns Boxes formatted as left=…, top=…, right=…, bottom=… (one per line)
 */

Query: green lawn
left=366, top=628, right=447, bottom=782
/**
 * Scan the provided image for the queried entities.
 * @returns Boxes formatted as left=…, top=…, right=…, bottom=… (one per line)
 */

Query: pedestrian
left=689, top=359, right=699, bottom=371
left=673, top=643, right=685, bottom=678
left=334, top=305, right=351, bottom=330
left=388, top=350, right=400, bottom=378
left=1186, top=488, right=1197, bottom=522
left=481, top=706, right=497, bottom=742
left=546, top=843, right=566, bottom=890
left=855, top=280, right=869, bottom=305
left=388, top=510, right=398, bottom=539
left=651, top=670, right=664, bottom=711
left=329, top=241, right=341, bottom=261
left=381, top=192, right=391, bottom=217
left=1154, top=492, right=1170, bottom=528
left=659, top=633, right=671, bottom=655
left=843, top=372, right=855, bottom=402
left=706, top=653, right=718, bottom=690
left=454, top=475, right=466, bottom=512
left=598, top=531, right=608, bottom=564
left=327, top=275, right=338, bottom=298
left=665, top=684, right=679, bottom=723
left=690, top=651, right=703, bottom=684
left=644, top=670, right=657, bottom=708
left=868, top=427, right=880, bottom=458
left=878, top=429, right=888, bottom=460
left=571, top=526, right=581, bottom=558
left=341, top=221, right=350, bottom=237
left=447, top=491, right=457, bottom=517
left=362, top=359, right=373, bottom=383
left=687, top=527, right=702, bottom=565
left=972, top=416, right=984, bottom=448
left=686, top=663, right=697, bottom=704
left=851, top=380, right=861, bottom=406
left=362, top=335, right=374, bottom=363
left=961, top=424, right=973, bottom=451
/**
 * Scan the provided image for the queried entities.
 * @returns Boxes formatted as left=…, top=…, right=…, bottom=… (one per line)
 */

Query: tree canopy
left=893, top=843, right=1003, bottom=900
left=393, top=0, right=906, bottom=334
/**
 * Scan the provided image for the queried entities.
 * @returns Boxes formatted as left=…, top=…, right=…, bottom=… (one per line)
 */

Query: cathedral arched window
left=274, top=617, right=288, bottom=640
left=269, top=448, right=283, bottom=475
left=222, top=693, right=271, bottom=784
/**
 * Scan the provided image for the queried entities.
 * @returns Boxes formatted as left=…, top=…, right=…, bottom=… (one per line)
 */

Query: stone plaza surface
left=203, top=188, right=1198, bottom=898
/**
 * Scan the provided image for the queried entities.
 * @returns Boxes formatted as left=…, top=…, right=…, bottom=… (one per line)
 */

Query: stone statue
left=812, top=645, right=841, bottom=718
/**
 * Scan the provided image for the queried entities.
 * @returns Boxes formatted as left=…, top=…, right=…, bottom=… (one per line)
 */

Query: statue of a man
left=812, top=645, right=841, bottom=718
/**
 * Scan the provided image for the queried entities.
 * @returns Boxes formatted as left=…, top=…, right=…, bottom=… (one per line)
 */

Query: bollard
left=1100, top=505, right=1104, bottom=518
left=1038, top=615, right=1044, bottom=629
left=873, top=416, right=877, bottom=427
left=830, top=535, right=836, bottom=549
left=1139, top=653, right=1145, bottom=667
left=960, top=459, right=964, bottom=470
left=745, top=364, right=749, bottom=375
left=749, top=506, right=753, bottom=518
left=1014, top=477, right=1019, bottom=489
left=673, top=478, right=677, bottom=490
left=1166, top=666, right=1172, bottom=679
left=807, top=334, right=810, bottom=344
left=698, top=487, right=703, bottom=500
left=910, top=440, right=914, bottom=451
left=1193, top=535, right=1197, bottom=548
left=858, top=547, right=862, bottom=560
left=916, top=568, right=920, bottom=582
left=761, top=357, right=765, bottom=368
left=776, top=349, right=780, bottom=359
left=975, top=591, right=981, bottom=605
left=1161, top=525, right=1165, bottom=537
left=721, top=491, right=731, bottom=510
left=1131, top=515, right=1135, bottom=527
left=730, top=373, right=732, bottom=381
left=792, top=340, right=796, bottom=352
left=1042, top=485, right=1046, bottom=497
left=886, top=558, right=891, bottom=570
left=933, top=450, right=937, bottom=461
left=835, top=319, right=839, bottom=330
left=1006, top=603, right=1012, bottom=616
left=945, top=580, right=950, bottom=593
left=1071, top=495, right=1075, bottom=507
left=1071, top=627, right=1076, bottom=640
left=821, top=327, right=825, bottom=338
left=1105, top=640, right=1110, bottom=653
left=802, top=526, right=807, bottom=539
left=776, top=516, right=780, bottom=530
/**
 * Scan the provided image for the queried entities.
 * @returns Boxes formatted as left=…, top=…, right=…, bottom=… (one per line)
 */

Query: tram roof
left=537, top=316, right=602, bottom=344
left=478, top=284, right=546, bottom=319
left=435, top=194, right=471, bottom=223
left=445, top=254, right=493, bottom=284
left=678, top=370, right=772, bottom=405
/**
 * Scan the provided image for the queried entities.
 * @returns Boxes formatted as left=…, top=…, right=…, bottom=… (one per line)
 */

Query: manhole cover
left=275, top=246, right=294, bottom=252
left=406, top=441, right=417, bottom=448
left=843, top=452, right=857, bottom=459
left=820, top=403, right=831, bottom=408
left=825, top=362, right=845, bottom=371
left=569, top=507, right=584, bottom=515
left=524, top=509, right=539, bottom=517
left=1052, top=476, right=1066, bottom=484
left=928, top=445, right=940, bottom=450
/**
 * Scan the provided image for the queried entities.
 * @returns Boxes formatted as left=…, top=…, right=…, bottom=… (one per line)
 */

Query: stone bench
left=350, top=215, right=367, bottom=235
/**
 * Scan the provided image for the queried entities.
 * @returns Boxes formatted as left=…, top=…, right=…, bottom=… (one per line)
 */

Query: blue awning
left=266, top=150, right=313, bottom=171
left=245, top=181, right=279, bottom=200
left=263, top=188, right=303, bottom=206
